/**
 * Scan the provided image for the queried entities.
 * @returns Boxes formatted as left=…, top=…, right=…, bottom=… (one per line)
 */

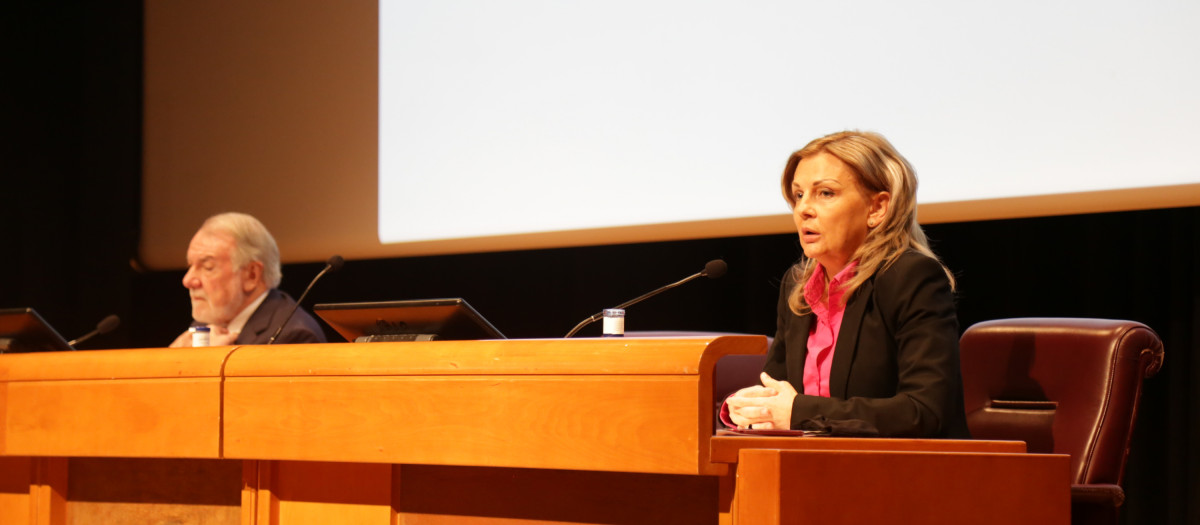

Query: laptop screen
left=0, top=307, right=74, bottom=353
left=313, top=298, right=505, bottom=342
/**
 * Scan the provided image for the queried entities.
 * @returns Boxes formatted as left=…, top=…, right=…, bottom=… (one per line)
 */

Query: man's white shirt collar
left=224, top=290, right=269, bottom=336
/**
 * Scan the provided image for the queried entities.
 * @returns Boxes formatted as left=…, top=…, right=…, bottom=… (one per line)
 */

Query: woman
left=726, top=130, right=970, bottom=438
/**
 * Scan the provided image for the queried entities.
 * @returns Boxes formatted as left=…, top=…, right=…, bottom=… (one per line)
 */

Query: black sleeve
left=273, top=310, right=328, bottom=344
left=762, top=266, right=799, bottom=383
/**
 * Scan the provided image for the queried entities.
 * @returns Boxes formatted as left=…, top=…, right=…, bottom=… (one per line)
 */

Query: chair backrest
left=627, top=331, right=773, bottom=431
left=959, top=318, right=1164, bottom=486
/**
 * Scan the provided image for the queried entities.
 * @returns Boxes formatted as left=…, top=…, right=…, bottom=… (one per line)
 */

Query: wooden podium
left=0, top=336, right=1069, bottom=524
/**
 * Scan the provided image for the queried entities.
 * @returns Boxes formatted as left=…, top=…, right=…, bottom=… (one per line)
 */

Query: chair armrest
left=1071, top=483, right=1124, bottom=507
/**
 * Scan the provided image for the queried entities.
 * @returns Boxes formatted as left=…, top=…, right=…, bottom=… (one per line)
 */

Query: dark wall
left=5, top=4, right=142, bottom=347
left=5, top=4, right=1196, bottom=524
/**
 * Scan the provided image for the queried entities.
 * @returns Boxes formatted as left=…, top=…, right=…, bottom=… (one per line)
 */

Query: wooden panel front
left=0, top=457, right=32, bottom=525
left=222, top=337, right=768, bottom=475
left=735, top=448, right=1071, bottom=525
left=4, top=379, right=221, bottom=458
left=0, top=347, right=231, bottom=458
left=224, top=375, right=701, bottom=474
left=392, top=464, right=720, bottom=525
left=31, top=458, right=66, bottom=525
left=269, top=461, right=392, bottom=525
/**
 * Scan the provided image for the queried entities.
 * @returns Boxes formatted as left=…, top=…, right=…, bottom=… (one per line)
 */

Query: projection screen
left=142, top=0, right=1200, bottom=269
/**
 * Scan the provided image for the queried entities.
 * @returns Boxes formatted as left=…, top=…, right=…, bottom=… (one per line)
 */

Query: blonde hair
left=200, top=212, right=282, bottom=289
left=780, top=131, right=954, bottom=315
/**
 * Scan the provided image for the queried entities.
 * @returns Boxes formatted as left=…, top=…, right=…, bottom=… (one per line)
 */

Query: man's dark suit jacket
left=763, top=250, right=971, bottom=438
left=234, top=288, right=327, bottom=345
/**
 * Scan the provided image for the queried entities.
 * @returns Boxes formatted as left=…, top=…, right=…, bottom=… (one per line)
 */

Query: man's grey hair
left=200, top=212, right=282, bottom=288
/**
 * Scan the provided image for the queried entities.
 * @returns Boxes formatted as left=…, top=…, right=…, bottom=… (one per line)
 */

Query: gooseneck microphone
left=564, top=259, right=727, bottom=338
left=68, top=314, right=121, bottom=348
left=267, top=255, right=344, bottom=345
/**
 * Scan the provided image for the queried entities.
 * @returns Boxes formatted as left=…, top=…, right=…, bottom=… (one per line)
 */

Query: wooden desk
left=0, top=337, right=1069, bottom=524
left=711, top=434, right=1069, bottom=525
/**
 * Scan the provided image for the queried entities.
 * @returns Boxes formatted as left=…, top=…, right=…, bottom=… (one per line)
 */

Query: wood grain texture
left=709, top=434, right=1026, bottom=463
left=4, top=379, right=221, bottom=458
left=734, top=451, right=779, bottom=525
left=0, top=456, right=32, bottom=525
left=224, top=376, right=701, bottom=473
left=735, top=448, right=1071, bottom=525
left=241, top=460, right=277, bottom=525
left=222, top=336, right=768, bottom=475
left=391, top=463, right=718, bottom=525
left=0, top=382, right=8, bottom=454
left=268, top=461, right=392, bottom=525
left=0, top=347, right=234, bottom=382
left=31, top=458, right=66, bottom=525
left=0, top=347, right=230, bottom=458
left=223, top=336, right=769, bottom=377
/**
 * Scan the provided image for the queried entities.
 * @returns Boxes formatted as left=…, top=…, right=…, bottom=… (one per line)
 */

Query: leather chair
left=959, top=318, right=1164, bottom=525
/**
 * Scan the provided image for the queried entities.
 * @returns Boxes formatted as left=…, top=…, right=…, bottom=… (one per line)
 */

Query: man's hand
left=168, top=330, right=192, bottom=348
left=209, top=325, right=238, bottom=346
left=167, top=326, right=237, bottom=348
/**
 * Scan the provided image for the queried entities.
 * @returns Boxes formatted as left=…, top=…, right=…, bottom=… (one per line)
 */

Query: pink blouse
left=801, top=262, right=857, bottom=397
left=717, top=261, right=859, bottom=428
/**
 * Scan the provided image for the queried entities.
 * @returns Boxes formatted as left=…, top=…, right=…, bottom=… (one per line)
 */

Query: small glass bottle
left=190, top=325, right=211, bottom=347
left=602, top=309, right=625, bottom=337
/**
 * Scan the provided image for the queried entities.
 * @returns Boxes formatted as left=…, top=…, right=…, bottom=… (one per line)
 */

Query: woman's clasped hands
left=726, top=372, right=798, bottom=430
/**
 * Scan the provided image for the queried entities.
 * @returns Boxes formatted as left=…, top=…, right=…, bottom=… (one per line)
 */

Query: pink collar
left=803, top=261, right=858, bottom=314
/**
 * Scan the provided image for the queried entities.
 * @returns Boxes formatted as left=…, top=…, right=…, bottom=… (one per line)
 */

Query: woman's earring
left=868, top=220, right=876, bottom=227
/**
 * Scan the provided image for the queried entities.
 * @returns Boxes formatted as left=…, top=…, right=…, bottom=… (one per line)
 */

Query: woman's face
left=789, top=152, right=889, bottom=274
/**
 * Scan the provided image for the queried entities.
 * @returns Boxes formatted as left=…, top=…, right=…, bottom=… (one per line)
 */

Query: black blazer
left=763, top=250, right=970, bottom=438
left=234, top=288, right=327, bottom=345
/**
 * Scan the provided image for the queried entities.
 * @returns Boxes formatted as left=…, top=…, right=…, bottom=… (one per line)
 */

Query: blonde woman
left=726, top=131, right=970, bottom=438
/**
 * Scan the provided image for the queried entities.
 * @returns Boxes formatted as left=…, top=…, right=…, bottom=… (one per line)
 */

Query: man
left=169, top=212, right=326, bottom=347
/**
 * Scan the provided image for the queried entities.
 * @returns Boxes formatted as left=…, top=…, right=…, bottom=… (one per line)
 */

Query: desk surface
left=710, top=432, right=1026, bottom=463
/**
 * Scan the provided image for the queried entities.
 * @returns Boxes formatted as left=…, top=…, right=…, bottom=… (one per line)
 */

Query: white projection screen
left=142, top=0, right=1200, bottom=269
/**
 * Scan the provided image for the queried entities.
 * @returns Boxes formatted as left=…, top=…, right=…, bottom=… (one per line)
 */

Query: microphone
left=564, top=259, right=727, bottom=338
left=68, top=314, right=121, bottom=348
left=267, top=255, right=344, bottom=345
